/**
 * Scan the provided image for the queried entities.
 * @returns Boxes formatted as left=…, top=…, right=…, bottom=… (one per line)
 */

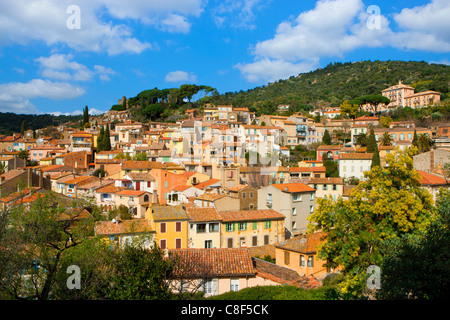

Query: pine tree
left=103, top=125, right=111, bottom=151
left=323, top=129, right=332, bottom=145
left=366, top=128, right=377, bottom=153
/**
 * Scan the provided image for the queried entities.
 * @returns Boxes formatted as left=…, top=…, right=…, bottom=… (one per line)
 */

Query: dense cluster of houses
left=0, top=98, right=449, bottom=297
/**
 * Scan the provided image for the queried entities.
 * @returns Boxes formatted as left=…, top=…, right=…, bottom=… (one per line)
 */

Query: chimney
left=430, top=149, right=435, bottom=173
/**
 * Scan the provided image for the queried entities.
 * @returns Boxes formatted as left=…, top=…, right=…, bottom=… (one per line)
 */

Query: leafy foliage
left=308, top=147, right=436, bottom=298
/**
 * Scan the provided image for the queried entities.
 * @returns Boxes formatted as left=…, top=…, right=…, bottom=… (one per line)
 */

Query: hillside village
left=0, top=80, right=449, bottom=299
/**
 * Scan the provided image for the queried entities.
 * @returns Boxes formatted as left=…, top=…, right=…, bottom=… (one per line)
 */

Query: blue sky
left=0, top=0, right=449, bottom=115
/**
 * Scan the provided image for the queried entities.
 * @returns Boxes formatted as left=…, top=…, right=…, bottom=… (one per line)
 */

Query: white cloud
left=35, top=54, right=116, bottom=82
left=236, top=0, right=450, bottom=83
left=165, top=70, right=197, bottom=83
left=235, top=58, right=319, bottom=83
left=161, top=14, right=191, bottom=33
left=212, top=0, right=264, bottom=29
left=0, top=79, right=85, bottom=114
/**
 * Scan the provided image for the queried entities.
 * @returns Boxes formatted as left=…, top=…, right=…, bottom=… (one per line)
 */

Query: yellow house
left=218, top=209, right=285, bottom=249
left=146, top=204, right=189, bottom=249
left=274, top=232, right=331, bottom=280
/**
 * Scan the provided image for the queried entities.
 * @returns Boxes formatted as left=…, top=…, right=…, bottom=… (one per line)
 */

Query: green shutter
left=253, top=222, right=257, bottom=230
left=244, top=222, right=247, bottom=230
left=232, top=223, right=235, bottom=231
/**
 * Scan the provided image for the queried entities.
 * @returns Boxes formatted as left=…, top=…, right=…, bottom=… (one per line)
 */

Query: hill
left=0, top=112, right=83, bottom=136
left=214, top=60, right=450, bottom=114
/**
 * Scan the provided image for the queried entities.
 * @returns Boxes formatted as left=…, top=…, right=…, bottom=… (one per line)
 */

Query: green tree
left=20, top=120, right=27, bottom=137
left=97, top=126, right=104, bottom=152
left=417, top=133, right=433, bottom=153
left=371, top=146, right=380, bottom=168
left=366, top=128, right=377, bottom=153
left=380, top=132, right=393, bottom=146
left=322, top=129, right=332, bottom=145
left=102, top=125, right=111, bottom=151
left=340, top=100, right=360, bottom=119
left=412, top=130, right=418, bottom=149
left=378, top=189, right=450, bottom=300
left=358, top=94, right=390, bottom=115
left=379, top=116, right=392, bottom=128
left=355, top=132, right=367, bottom=147
left=105, top=245, right=175, bottom=300
left=83, top=106, right=89, bottom=125
left=0, top=192, right=95, bottom=300
left=309, top=148, right=436, bottom=298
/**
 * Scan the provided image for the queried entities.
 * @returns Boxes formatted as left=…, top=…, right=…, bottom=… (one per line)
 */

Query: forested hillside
left=214, top=60, right=450, bottom=114
left=0, top=112, right=82, bottom=136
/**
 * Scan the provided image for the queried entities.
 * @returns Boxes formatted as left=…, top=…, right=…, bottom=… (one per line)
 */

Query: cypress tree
left=366, top=128, right=377, bottom=153
left=371, top=146, right=380, bottom=168
left=83, top=106, right=89, bottom=125
left=97, top=126, right=104, bottom=152
left=323, top=129, right=332, bottom=145
left=103, top=125, right=111, bottom=151
left=20, top=120, right=27, bottom=137
left=412, top=130, right=418, bottom=148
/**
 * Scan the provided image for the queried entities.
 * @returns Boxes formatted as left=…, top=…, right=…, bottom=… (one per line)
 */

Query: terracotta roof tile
left=218, top=209, right=285, bottom=222
left=95, top=219, right=153, bottom=235
left=185, top=207, right=222, bottom=222
left=275, top=232, right=326, bottom=254
left=168, top=248, right=256, bottom=278
left=115, top=189, right=147, bottom=197
left=151, top=205, right=188, bottom=221
left=417, top=171, right=449, bottom=186
left=271, top=183, right=316, bottom=193
left=339, top=153, right=373, bottom=160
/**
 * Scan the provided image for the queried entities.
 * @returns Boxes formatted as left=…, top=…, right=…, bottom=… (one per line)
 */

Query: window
left=323, top=184, right=328, bottom=191
left=252, top=222, right=257, bottom=230
left=310, top=205, right=314, bottom=213
left=250, top=192, right=254, bottom=198
left=175, top=221, right=181, bottom=232
left=264, top=220, right=271, bottom=229
left=238, top=222, right=246, bottom=231
left=239, top=237, right=246, bottom=247
left=205, top=240, right=212, bottom=249
left=332, top=184, right=337, bottom=191
left=242, top=192, right=246, bottom=199
left=292, top=208, right=297, bottom=215
left=230, top=278, right=239, bottom=292
left=310, top=193, right=314, bottom=200
left=307, top=256, right=314, bottom=267
left=284, top=251, right=290, bottom=265
left=176, top=238, right=182, bottom=249
left=264, top=235, right=269, bottom=245
left=197, top=223, right=206, bottom=233
left=227, top=238, right=233, bottom=248
left=293, top=193, right=302, bottom=201
left=226, top=223, right=234, bottom=232
left=252, top=236, right=258, bottom=247
left=209, top=223, right=219, bottom=232
left=160, top=239, right=166, bottom=249
left=160, top=223, right=166, bottom=233
left=300, top=255, right=305, bottom=267
left=203, top=279, right=213, bottom=295
left=164, top=181, right=168, bottom=188
left=292, top=221, right=296, bottom=229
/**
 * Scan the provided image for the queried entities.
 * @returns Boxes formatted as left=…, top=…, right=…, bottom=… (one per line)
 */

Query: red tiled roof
left=417, top=171, right=449, bottom=186
left=185, top=207, right=222, bottom=222
left=274, top=232, right=326, bottom=254
left=271, top=183, right=316, bottom=193
left=218, top=209, right=285, bottom=222
left=168, top=248, right=256, bottom=278
left=289, top=167, right=326, bottom=173
left=339, top=153, right=373, bottom=160
left=195, top=179, right=221, bottom=190
left=115, top=189, right=147, bottom=196
left=95, top=219, right=153, bottom=235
